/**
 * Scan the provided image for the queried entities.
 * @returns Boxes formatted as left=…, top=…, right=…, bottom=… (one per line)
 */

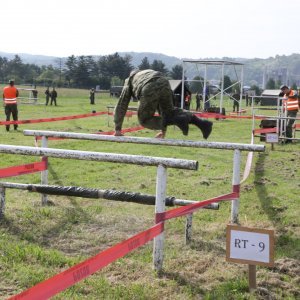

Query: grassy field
left=0, top=86, right=299, bottom=299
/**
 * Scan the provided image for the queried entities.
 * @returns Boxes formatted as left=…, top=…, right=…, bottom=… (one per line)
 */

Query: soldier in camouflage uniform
left=114, top=69, right=213, bottom=139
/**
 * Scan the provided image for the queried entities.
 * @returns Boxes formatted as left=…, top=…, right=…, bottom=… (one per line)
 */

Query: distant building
left=260, top=89, right=281, bottom=106
left=169, top=80, right=191, bottom=108
left=110, top=86, right=123, bottom=97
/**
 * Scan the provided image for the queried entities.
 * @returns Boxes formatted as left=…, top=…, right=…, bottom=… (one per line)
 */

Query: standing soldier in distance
left=114, top=69, right=213, bottom=139
left=32, top=85, right=38, bottom=103
left=50, top=87, right=58, bottom=106
left=3, top=79, right=19, bottom=131
left=45, top=87, right=50, bottom=105
left=196, top=92, right=202, bottom=111
left=90, top=88, right=95, bottom=104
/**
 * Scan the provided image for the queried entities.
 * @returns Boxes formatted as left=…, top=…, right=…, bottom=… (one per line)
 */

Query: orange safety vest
left=283, top=90, right=299, bottom=111
left=3, top=86, right=18, bottom=105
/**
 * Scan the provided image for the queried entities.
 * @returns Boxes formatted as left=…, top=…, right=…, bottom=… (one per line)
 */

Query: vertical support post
left=231, top=149, right=241, bottom=224
left=153, top=164, right=167, bottom=271
left=220, top=62, right=225, bottom=114
left=283, top=108, right=288, bottom=141
left=41, top=136, right=48, bottom=205
left=248, top=264, right=257, bottom=292
left=239, top=65, right=244, bottom=112
left=276, top=96, right=280, bottom=136
left=251, top=108, right=256, bottom=135
left=185, top=213, right=193, bottom=244
left=277, top=96, right=284, bottom=141
left=0, top=187, right=5, bottom=218
left=181, top=62, right=185, bottom=109
left=203, top=64, right=207, bottom=110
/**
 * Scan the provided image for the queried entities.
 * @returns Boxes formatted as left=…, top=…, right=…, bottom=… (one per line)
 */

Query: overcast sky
left=1, top=0, right=299, bottom=59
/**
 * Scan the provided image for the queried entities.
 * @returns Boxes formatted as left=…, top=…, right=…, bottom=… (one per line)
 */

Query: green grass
left=0, top=86, right=299, bottom=299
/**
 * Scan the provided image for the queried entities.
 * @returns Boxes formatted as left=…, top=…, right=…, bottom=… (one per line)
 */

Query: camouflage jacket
left=114, top=69, right=162, bottom=130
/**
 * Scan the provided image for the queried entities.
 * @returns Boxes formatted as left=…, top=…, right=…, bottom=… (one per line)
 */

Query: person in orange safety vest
left=280, top=85, right=299, bottom=143
left=3, top=79, right=19, bottom=131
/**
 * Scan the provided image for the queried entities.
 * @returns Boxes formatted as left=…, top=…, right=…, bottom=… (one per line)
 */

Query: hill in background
left=1, top=51, right=300, bottom=87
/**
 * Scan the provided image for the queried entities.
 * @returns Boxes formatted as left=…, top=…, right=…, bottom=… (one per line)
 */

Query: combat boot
left=163, top=110, right=190, bottom=136
left=190, top=115, right=213, bottom=139
left=173, top=114, right=189, bottom=135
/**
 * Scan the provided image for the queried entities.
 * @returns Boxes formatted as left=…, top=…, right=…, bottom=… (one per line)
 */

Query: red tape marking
left=232, top=184, right=240, bottom=194
left=0, top=112, right=107, bottom=126
left=194, top=112, right=266, bottom=120
left=95, top=126, right=144, bottom=135
left=1, top=110, right=269, bottom=127
left=9, top=223, right=164, bottom=300
left=126, top=112, right=134, bottom=117
left=155, top=212, right=165, bottom=223
left=161, top=192, right=237, bottom=221
left=0, top=160, right=47, bottom=178
left=34, top=126, right=145, bottom=141
left=253, top=127, right=277, bottom=134
left=10, top=192, right=235, bottom=299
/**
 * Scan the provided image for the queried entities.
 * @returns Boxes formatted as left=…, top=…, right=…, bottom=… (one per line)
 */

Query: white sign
left=226, top=225, right=274, bottom=266
left=266, top=133, right=278, bottom=143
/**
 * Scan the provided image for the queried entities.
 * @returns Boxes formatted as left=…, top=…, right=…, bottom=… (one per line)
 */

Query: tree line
left=0, top=53, right=264, bottom=94
left=265, top=77, right=298, bottom=90
left=0, top=53, right=184, bottom=89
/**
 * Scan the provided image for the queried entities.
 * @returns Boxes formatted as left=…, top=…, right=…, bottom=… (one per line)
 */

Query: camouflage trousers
left=138, top=77, right=190, bottom=130
left=5, top=104, right=18, bottom=130
left=286, top=110, right=297, bottom=138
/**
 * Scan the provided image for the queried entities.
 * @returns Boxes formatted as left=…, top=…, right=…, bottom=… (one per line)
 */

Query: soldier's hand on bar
left=155, top=130, right=166, bottom=139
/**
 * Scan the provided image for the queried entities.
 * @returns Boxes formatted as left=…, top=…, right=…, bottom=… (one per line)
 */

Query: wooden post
left=248, top=264, right=257, bottom=292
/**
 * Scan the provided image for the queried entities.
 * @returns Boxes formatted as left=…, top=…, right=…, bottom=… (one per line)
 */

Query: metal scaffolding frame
left=181, top=59, right=244, bottom=114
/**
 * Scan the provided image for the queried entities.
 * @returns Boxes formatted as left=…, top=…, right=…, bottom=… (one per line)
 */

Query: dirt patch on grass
left=256, top=258, right=300, bottom=299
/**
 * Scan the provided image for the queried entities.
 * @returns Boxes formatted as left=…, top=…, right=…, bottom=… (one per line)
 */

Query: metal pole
left=203, top=64, right=207, bottom=110
left=231, top=149, right=241, bottom=224
left=251, top=108, right=256, bottom=137
left=181, top=61, right=185, bottom=109
left=41, top=136, right=48, bottom=205
left=153, top=164, right=167, bottom=271
left=239, top=65, right=244, bottom=112
left=220, top=62, right=225, bottom=115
